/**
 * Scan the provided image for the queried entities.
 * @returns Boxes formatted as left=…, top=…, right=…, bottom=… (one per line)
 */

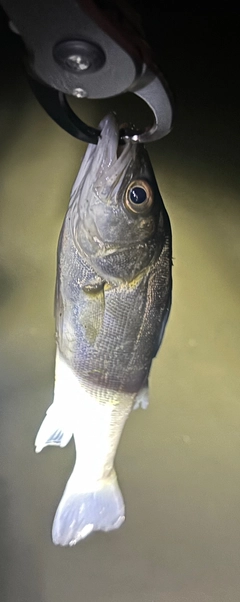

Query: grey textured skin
left=35, top=114, right=172, bottom=545
left=55, top=115, right=172, bottom=404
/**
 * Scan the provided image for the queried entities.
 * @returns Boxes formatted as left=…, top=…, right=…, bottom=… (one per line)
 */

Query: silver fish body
left=35, top=114, right=172, bottom=546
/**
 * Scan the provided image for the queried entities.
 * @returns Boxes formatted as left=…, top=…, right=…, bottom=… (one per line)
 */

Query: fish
left=35, top=114, right=172, bottom=546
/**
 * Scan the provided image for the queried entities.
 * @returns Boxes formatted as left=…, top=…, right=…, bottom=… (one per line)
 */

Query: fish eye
left=125, top=180, right=153, bottom=214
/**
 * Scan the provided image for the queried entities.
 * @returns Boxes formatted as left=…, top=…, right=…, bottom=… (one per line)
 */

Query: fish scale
left=35, top=114, right=172, bottom=546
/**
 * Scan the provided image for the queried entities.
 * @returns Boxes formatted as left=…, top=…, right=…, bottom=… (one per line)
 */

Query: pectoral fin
left=79, top=283, right=105, bottom=344
left=133, top=382, right=149, bottom=410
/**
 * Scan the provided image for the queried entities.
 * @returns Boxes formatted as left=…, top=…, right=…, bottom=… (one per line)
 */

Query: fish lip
left=70, top=114, right=139, bottom=212
left=98, top=113, right=119, bottom=160
left=92, top=114, right=137, bottom=198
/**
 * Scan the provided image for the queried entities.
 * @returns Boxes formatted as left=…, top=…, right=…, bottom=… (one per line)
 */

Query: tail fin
left=35, top=402, right=73, bottom=453
left=52, top=468, right=125, bottom=546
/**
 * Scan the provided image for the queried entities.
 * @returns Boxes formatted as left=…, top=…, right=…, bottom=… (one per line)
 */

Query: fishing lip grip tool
left=1, top=0, right=173, bottom=144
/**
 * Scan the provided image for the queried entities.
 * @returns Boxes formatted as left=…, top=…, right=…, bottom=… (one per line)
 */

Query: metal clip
left=4, top=0, right=173, bottom=144
left=28, top=65, right=173, bottom=145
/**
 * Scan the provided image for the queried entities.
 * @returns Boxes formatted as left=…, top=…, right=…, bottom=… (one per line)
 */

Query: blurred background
left=0, top=7, right=240, bottom=602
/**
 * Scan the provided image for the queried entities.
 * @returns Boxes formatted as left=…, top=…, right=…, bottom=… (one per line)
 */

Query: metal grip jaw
left=1, top=0, right=174, bottom=144
left=28, top=65, right=173, bottom=144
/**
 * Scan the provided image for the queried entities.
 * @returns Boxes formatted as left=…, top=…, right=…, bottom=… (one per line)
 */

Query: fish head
left=70, top=114, right=168, bottom=282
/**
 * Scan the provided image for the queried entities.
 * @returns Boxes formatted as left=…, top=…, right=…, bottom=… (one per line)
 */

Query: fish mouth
left=98, top=113, right=121, bottom=162
left=98, top=113, right=132, bottom=162
left=93, top=114, right=137, bottom=198
left=70, top=114, right=137, bottom=207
